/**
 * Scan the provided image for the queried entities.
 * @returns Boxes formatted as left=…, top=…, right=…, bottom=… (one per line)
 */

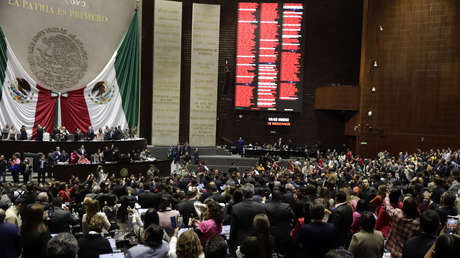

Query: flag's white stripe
left=0, top=37, right=38, bottom=136
left=85, top=51, right=128, bottom=131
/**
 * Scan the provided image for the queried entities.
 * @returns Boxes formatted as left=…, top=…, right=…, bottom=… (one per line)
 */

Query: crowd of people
left=0, top=147, right=459, bottom=258
left=0, top=124, right=138, bottom=142
left=0, top=144, right=154, bottom=184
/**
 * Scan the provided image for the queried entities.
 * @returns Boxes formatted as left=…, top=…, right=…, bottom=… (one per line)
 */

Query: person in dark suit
left=297, top=199, right=336, bottom=258
left=104, top=127, right=112, bottom=140
left=58, top=150, right=69, bottom=163
left=193, top=148, right=200, bottom=164
left=199, top=182, right=226, bottom=203
left=19, top=125, right=28, bottom=140
left=52, top=126, right=60, bottom=141
left=0, top=155, right=7, bottom=183
left=229, top=183, right=266, bottom=254
left=265, top=190, right=295, bottom=256
left=175, top=191, right=198, bottom=226
left=48, top=197, right=78, bottom=234
left=328, top=191, right=353, bottom=248
left=138, top=184, right=162, bottom=209
left=402, top=209, right=440, bottom=258
left=78, top=145, right=87, bottom=157
left=36, top=124, right=44, bottom=141
left=103, top=146, right=113, bottom=162
left=86, top=126, right=95, bottom=141
left=37, top=154, right=48, bottom=184
left=0, top=208, right=21, bottom=258
left=113, top=126, right=123, bottom=140
left=74, top=128, right=83, bottom=141
left=78, top=213, right=113, bottom=258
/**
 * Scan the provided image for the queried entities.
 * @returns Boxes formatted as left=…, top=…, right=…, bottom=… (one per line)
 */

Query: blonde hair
left=88, top=213, right=106, bottom=233
left=84, top=198, right=100, bottom=226
left=176, top=230, right=203, bottom=258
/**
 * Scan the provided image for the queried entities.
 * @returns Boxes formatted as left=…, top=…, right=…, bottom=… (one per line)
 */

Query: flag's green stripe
left=114, top=10, right=139, bottom=126
left=0, top=27, right=8, bottom=101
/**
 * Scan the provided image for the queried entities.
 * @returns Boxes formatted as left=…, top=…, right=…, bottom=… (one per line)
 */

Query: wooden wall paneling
left=358, top=0, right=460, bottom=157
left=315, top=86, right=360, bottom=111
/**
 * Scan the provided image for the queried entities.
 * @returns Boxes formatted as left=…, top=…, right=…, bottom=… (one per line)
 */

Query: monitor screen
left=235, top=2, right=304, bottom=112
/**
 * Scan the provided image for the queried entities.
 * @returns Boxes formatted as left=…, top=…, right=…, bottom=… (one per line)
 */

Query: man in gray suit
left=229, top=183, right=266, bottom=254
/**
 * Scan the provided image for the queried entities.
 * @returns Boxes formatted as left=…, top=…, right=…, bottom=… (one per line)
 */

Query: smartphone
left=177, top=216, right=183, bottom=228
left=170, top=216, right=177, bottom=229
left=446, top=216, right=458, bottom=235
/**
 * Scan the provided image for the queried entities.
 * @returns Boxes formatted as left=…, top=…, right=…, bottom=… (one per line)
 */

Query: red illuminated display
left=235, top=2, right=304, bottom=112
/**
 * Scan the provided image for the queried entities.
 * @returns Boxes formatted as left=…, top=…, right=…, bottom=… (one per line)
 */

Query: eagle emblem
left=8, top=78, right=34, bottom=104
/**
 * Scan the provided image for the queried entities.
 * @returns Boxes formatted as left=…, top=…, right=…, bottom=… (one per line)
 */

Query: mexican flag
left=0, top=10, right=139, bottom=136
left=0, top=27, right=40, bottom=136
left=56, top=9, right=140, bottom=133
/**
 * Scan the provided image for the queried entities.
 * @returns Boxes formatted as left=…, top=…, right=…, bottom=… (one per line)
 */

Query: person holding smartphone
left=192, top=199, right=224, bottom=246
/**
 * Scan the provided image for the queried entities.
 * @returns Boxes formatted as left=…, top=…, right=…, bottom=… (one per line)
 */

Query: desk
left=0, top=138, right=147, bottom=158
left=52, top=160, right=171, bottom=181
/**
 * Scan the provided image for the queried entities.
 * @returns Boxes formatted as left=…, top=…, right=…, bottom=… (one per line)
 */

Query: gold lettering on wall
left=189, top=3, right=220, bottom=146
left=7, top=0, right=109, bottom=23
left=152, top=0, right=183, bottom=145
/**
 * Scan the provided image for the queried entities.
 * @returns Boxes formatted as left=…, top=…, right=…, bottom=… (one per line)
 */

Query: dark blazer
left=0, top=222, right=21, bottom=258
left=229, top=199, right=266, bottom=252
left=77, top=148, right=87, bottom=156
left=78, top=233, right=113, bottom=258
left=20, top=130, right=27, bottom=140
left=297, top=222, right=336, bottom=258
left=138, top=191, right=162, bottom=209
left=36, top=127, right=44, bottom=141
left=48, top=206, right=78, bottom=233
left=265, top=201, right=295, bottom=253
left=175, top=199, right=197, bottom=225
left=402, top=233, right=437, bottom=258
left=103, top=149, right=114, bottom=162
left=328, top=203, right=353, bottom=248
left=86, top=129, right=95, bottom=140
left=21, top=230, right=51, bottom=258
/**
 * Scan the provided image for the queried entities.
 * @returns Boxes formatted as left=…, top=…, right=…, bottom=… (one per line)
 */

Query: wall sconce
left=378, top=25, right=384, bottom=32
left=368, top=110, right=373, bottom=117
left=373, top=60, right=379, bottom=68
left=371, top=87, right=376, bottom=92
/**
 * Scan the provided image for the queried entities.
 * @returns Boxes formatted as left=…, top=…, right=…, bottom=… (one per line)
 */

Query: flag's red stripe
left=61, top=87, right=91, bottom=133
left=32, top=85, right=56, bottom=139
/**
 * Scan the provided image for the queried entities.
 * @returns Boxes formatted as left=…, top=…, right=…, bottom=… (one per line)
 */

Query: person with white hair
left=47, top=232, right=79, bottom=258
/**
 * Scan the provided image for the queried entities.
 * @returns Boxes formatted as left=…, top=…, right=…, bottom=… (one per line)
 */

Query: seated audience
left=82, top=197, right=110, bottom=234
left=169, top=229, right=204, bottom=258
left=47, top=232, right=79, bottom=258
left=78, top=213, right=113, bottom=258
left=127, top=224, right=169, bottom=258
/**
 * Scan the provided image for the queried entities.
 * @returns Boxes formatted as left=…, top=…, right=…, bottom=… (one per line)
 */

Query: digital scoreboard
left=235, top=2, right=304, bottom=112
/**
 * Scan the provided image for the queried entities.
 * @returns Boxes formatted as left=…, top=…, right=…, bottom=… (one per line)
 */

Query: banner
left=152, top=0, right=182, bottom=145
left=189, top=3, right=220, bottom=146
left=0, top=0, right=137, bottom=91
